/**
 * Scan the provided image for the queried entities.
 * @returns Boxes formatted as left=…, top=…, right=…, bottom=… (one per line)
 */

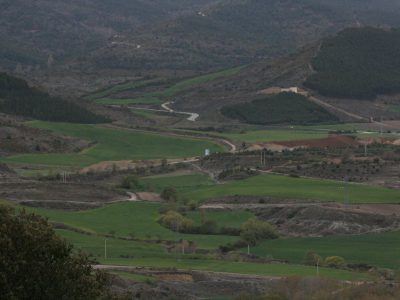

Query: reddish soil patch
left=275, top=135, right=359, bottom=148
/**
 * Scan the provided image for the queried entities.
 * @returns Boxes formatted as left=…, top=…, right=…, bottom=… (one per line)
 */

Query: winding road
left=128, top=101, right=199, bottom=122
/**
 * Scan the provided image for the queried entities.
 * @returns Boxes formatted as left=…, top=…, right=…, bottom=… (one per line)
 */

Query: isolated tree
left=304, top=251, right=323, bottom=267
left=0, top=206, right=108, bottom=300
left=240, top=218, right=278, bottom=254
left=159, top=211, right=193, bottom=232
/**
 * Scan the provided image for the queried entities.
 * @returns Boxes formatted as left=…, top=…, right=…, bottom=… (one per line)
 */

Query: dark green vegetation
left=221, top=93, right=338, bottom=125
left=1, top=122, right=223, bottom=167
left=251, top=231, right=400, bottom=269
left=0, top=73, right=107, bottom=123
left=0, top=206, right=108, bottom=299
left=5, top=0, right=400, bottom=94
left=305, top=27, right=400, bottom=99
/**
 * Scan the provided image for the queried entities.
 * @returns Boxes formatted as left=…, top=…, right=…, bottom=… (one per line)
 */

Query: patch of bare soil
left=137, top=192, right=162, bottom=202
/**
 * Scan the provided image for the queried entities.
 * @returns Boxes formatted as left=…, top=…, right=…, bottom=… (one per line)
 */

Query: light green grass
left=102, top=257, right=367, bottom=281
left=141, top=173, right=215, bottom=193
left=58, top=229, right=367, bottom=281
left=250, top=231, right=400, bottom=269
left=28, top=202, right=240, bottom=249
left=1, top=122, right=223, bottom=167
left=182, top=174, right=400, bottom=204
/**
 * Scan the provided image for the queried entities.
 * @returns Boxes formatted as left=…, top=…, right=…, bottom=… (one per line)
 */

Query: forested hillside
left=0, top=73, right=107, bottom=123
left=3, top=0, right=400, bottom=94
left=305, top=27, right=400, bottom=99
left=221, top=92, right=338, bottom=125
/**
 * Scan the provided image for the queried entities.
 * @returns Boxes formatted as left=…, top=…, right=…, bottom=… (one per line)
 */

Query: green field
left=1, top=122, right=223, bottom=167
left=140, top=172, right=400, bottom=204
left=58, top=229, right=366, bottom=281
left=7, top=200, right=370, bottom=280
left=141, top=173, right=215, bottom=193
left=250, top=231, right=400, bottom=269
left=27, top=202, right=241, bottom=249
left=181, top=174, right=400, bottom=204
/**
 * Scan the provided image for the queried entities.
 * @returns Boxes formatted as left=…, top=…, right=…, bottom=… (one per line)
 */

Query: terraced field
left=251, top=231, right=400, bottom=269
left=1, top=122, right=223, bottom=167
left=2, top=199, right=377, bottom=280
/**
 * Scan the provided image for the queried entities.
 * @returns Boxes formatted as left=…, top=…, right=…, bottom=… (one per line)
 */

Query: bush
left=240, top=218, right=278, bottom=246
left=324, top=256, right=346, bottom=268
left=158, top=211, right=194, bottom=232
left=120, top=175, right=142, bottom=190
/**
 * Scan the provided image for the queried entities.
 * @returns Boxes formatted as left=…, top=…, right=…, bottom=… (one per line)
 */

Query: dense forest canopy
left=0, top=73, right=108, bottom=123
left=305, top=27, right=400, bottom=99
left=221, top=92, right=338, bottom=125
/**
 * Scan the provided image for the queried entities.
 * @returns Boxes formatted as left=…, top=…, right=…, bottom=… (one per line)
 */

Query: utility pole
left=364, top=143, right=368, bottom=157
left=344, top=177, right=349, bottom=207
left=247, top=244, right=250, bottom=255
left=104, top=239, right=107, bottom=260
left=316, top=258, right=320, bottom=277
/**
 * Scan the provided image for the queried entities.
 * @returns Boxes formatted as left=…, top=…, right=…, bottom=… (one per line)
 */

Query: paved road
left=126, top=101, right=199, bottom=122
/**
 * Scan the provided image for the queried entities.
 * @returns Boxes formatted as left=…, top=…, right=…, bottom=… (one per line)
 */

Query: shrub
left=159, top=211, right=194, bottom=232
left=120, top=175, right=142, bottom=190
left=324, top=256, right=346, bottom=268
left=240, top=218, right=278, bottom=246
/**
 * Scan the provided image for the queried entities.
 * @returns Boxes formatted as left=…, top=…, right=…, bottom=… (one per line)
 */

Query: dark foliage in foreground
left=0, top=205, right=108, bottom=300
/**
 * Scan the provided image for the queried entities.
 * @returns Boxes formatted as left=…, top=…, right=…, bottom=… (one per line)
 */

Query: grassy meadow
left=181, top=174, right=400, bottom=204
left=250, top=231, right=400, bottom=269
left=1, top=122, right=223, bottom=167
left=26, top=202, right=242, bottom=249
left=58, top=229, right=367, bottom=281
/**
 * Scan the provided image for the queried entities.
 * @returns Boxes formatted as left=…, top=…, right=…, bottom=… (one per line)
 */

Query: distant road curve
left=124, top=101, right=199, bottom=122
left=161, top=101, right=199, bottom=122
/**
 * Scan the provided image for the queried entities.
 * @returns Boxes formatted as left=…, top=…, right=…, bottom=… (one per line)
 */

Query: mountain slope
left=4, top=0, right=400, bottom=95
